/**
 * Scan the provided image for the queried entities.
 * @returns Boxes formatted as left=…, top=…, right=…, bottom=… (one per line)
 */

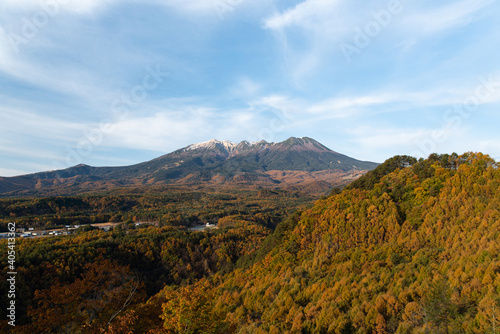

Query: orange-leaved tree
left=161, top=279, right=231, bottom=334
left=28, top=258, right=144, bottom=333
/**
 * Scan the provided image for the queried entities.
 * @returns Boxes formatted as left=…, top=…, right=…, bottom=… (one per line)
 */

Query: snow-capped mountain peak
left=185, top=139, right=237, bottom=152
left=181, top=139, right=275, bottom=156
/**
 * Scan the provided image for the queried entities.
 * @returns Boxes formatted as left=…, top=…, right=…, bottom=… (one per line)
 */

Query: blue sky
left=1, top=0, right=500, bottom=176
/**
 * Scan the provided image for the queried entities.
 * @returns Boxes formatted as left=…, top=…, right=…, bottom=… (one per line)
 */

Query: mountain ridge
left=0, top=137, right=378, bottom=196
left=171, top=137, right=335, bottom=158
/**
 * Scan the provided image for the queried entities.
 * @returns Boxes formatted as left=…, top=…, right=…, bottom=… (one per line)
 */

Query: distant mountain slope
left=0, top=137, right=378, bottom=196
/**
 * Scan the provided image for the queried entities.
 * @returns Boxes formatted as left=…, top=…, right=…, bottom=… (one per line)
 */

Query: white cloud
left=0, top=0, right=498, bottom=174
left=307, top=94, right=395, bottom=116
left=0, top=26, right=111, bottom=102
left=255, top=94, right=291, bottom=109
left=264, top=0, right=343, bottom=30
left=263, top=0, right=499, bottom=88
left=1, top=0, right=117, bottom=15
left=0, top=144, right=63, bottom=162
left=0, top=106, right=83, bottom=141
left=403, top=0, right=495, bottom=35
left=229, top=77, right=261, bottom=98
left=0, top=167, right=29, bottom=177
left=350, top=124, right=473, bottom=160
left=142, top=0, right=252, bottom=18
left=0, top=27, right=15, bottom=67
left=355, top=128, right=433, bottom=149
left=263, top=0, right=352, bottom=86
left=159, top=0, right=216, bottom=13
left=103, top=106, right=266, bottom=152
left=476, top=140, right=500, bottom=159
left=1, top=0, right=258, bottom=19
left=253, top=88, right=483, bottom=123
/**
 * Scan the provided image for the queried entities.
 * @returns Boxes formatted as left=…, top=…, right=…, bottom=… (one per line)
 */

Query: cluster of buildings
left=0, top=221, right=158, bottom=239
left=0, top=226, right=79, bottom=239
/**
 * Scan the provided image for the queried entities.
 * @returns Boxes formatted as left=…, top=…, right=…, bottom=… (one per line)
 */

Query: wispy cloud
left=98, top=104, right=268, bottom=152
left=402, top=0, right=495, bottom=35
left=158, top=0, right=219, bottom=14
left=351, top=125, right=470, bottom=160
left=0, top=106, right=83, bottom=140
left=264, top=0, right=343, bottom=30
left=307, top=94, right=395, bottom=116
left=0, top=167, right=30, bottom=177
left=229, top=77, right=262, bottom=98
left=1, top=0, right=499, bottom=176
left=263, top=0, right=351, bottom=87
left=1, top=0, right=116, bottom=15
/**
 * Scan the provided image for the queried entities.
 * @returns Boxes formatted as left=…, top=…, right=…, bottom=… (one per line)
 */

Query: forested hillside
left=209, top=153, right=500, bottom=333
left=2, top=153, right=500, bottom=333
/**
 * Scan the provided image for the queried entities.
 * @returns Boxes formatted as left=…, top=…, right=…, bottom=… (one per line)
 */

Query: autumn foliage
left=208, top=153, right=500, bottom=333
left=2, top=153, right=500, bottom=333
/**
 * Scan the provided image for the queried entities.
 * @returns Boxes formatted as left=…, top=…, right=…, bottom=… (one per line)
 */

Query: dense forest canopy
left=2, top=152, right=500, bottom=333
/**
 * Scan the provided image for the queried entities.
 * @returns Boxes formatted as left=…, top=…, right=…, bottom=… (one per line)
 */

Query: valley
left=1, top=147, right=500, bottom=333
